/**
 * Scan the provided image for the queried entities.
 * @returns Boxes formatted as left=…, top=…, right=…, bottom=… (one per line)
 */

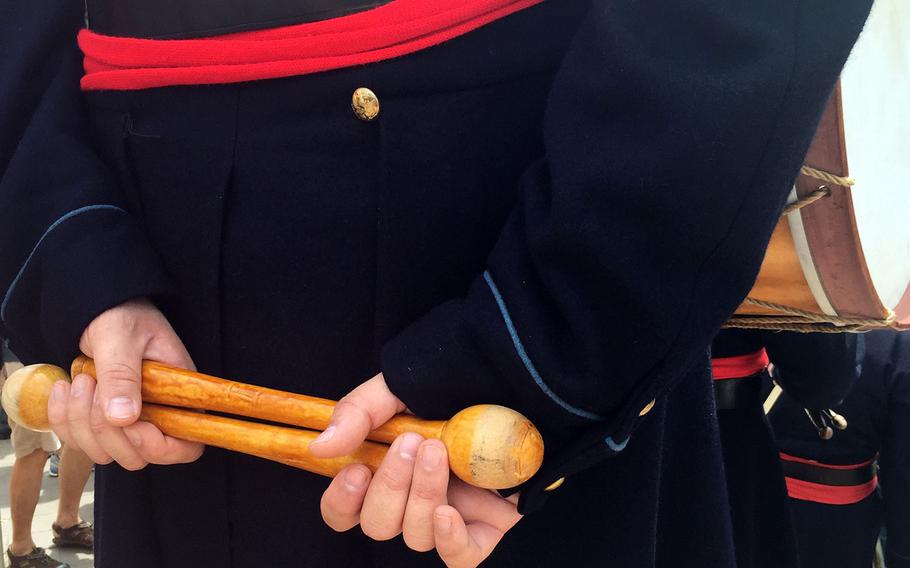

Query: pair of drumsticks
left=1, top=356, right=544, bottom=489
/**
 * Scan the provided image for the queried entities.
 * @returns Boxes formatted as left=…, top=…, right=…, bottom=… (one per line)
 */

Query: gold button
left=544, top=477, right=565, bottom=492
left=352, top=87, right=380, bottom=121
left=638, top=399, right=656, bottom=417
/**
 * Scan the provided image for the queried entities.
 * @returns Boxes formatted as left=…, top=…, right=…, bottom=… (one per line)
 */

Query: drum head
left=841, top=0, right=910, bottom=324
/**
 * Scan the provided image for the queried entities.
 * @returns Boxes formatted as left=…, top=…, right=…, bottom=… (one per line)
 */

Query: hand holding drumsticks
left=2, top=356, right=544, bottom=489
left=24, top=299, right=529, bottom=567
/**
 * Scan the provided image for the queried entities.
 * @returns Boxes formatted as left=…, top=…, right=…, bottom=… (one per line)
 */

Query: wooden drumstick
left=1, top=363, right=394, bottom=478
left=3, top=362, right=544, bottom=489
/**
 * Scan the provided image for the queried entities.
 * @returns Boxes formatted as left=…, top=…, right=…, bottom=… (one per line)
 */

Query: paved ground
left=0, top=439, right=94, bottom=568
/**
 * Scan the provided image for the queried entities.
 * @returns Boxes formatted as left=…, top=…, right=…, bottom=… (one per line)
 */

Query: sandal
left=51, top=521, right=93, bottom=551
left=6, top=547, right=70, bottom=568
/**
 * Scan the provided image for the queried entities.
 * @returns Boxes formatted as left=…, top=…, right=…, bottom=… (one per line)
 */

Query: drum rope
left=799, top=165, right=855, bottom=187
left=781, top=186, right=831, bottom=215
left=722, top=320, right=865, bottom=333
left=724, top=164, right=878, bottom=332
left=723, top=298, right=897, bottom=333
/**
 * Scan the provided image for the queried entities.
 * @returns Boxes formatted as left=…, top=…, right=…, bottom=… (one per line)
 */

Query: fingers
left=434, top=506, right=508, bottom=568
left=309, top=374, right=406, bottom=458
left=65, top=298, right=202, bottom=468
left=64, top=374, right=112, bottom=464
left=91, top=333, right=144, bottom=427
left=145, top=331, right=196, bottom=372
left=360, top=433, right=424, bottom=541
left=403, top=439, right=450, bottom=552
left=122, top=421, right=205, bottom=464
left=432, top=479, right=522, bottom=567
left=320, top=434, right=451, bottom=551
left=320, top=465, right=372, bottom=532
left=447, top=479, right=522, bottom=531
left=89, top=396, right=147, bottom=471
left=47, top=380, right=73, bottom=446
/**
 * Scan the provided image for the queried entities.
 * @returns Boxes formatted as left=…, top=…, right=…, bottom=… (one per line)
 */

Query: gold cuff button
left=639, top=399, right=656, bottom=417
left=544, top=477, right=565, bottom=492
left=352, top=87, right=380, bottom=121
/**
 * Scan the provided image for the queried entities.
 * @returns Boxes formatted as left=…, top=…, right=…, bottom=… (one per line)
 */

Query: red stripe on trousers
left=79, top=0, right=545, bottom=91
left=784, top=476, right=877, bottom=506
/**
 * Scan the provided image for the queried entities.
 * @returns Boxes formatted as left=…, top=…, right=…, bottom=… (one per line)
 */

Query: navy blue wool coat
left=0, top=1, right=872, bottom=566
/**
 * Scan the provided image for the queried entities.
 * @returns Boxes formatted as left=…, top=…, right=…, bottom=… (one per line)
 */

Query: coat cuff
left=1, top=205, right=173, bottom=365
left=380, top=280, right=513, bottom=421
left=380, top=273, right=638, bottom=514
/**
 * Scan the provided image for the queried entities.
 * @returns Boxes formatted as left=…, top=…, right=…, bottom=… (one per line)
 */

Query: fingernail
left=313, top=424, right=336, bottom=444
left=70, top=377, right=85, bottom=398
left=107, top=397, right=137, bottom=420
left=435, top=512, right=452, bottom=535
left=420, top=444, right=442, bottom=471
left=399, top=434, right=422, bottom=461
left=124, top=428, right=142, bottom=448
left=344, top=468, right=368, bottom=492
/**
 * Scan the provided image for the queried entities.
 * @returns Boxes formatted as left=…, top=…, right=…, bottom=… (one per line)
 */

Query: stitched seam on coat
left=1, top=204, right=126, bottom=321
left=483, top=270, right=604, bottom=420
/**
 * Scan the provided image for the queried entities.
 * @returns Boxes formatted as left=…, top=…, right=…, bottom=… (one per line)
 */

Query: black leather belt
left=781, top=458, right=876, bottom=487
left=713, top=371, right=764, bottom=410
left=85, top=0, right=394, bottom=39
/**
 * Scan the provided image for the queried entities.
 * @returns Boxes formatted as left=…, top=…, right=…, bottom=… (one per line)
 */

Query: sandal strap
left=52, top=520, right=94, bottom=548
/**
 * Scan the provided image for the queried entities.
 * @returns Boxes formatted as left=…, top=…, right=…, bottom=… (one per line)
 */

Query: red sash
left=79, top=0, right=544, bottom=91
left=711, top=348, right=769, bottom=380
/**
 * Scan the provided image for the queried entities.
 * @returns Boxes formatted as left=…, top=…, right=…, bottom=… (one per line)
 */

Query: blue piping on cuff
left=605, top=436, right=629, bottom=452
left=483, top=270, right=604, bottom=421
left=1, top=205, right=126, bottom=322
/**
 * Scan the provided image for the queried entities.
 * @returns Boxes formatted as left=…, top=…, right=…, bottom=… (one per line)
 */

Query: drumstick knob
left=0, top=363, right=68, bottom=432
left=440, top=405, right=544, bottom=489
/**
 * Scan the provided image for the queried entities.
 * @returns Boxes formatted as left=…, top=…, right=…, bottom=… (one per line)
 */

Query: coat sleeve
left=762, top=331, right=863, bottom=409
left=881, top=334, right=910, bottom=568
left=380, top=0, right=872, bottom=510
left=0, top=5, right=172, bottom=365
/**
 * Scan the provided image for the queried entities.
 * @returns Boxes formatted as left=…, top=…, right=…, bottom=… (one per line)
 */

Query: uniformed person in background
left=711, top=329, right=861, bottom=568
left=0, top=1, right=874, bottom=566
left=769, top=329, right=910, bottom=568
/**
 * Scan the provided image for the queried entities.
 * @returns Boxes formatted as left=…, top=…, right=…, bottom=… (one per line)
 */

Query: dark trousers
left=790, top=491, right=883, bottom=568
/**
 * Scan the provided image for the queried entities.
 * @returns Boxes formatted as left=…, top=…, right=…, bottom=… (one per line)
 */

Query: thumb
left=308, top=374, right=405, bottom=458
left=92, top=336, right=145, bottom=427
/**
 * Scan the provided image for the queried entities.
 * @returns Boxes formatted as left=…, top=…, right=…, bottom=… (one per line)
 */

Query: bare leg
left=8, top=449, right=49, bottom=555
left=55, top=444, right=93, bottom=528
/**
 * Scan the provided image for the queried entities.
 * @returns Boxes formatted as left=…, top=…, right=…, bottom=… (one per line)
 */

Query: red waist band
left=711, top=348, right=769, bottom=380
left=78, top=0, right=544, bottom=91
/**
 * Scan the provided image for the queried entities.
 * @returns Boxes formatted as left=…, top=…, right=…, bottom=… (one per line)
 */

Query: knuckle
left=411, top=479, right=442, bottom=501
left=334, top=399, right=372, bottom=426
left=378, top=467, right=412, bottom=493
left=100, top=362, right=141, bottom=386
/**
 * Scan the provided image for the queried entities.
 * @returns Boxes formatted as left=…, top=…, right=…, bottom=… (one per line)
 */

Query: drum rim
left=797, top=84, right=910, bottom=328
